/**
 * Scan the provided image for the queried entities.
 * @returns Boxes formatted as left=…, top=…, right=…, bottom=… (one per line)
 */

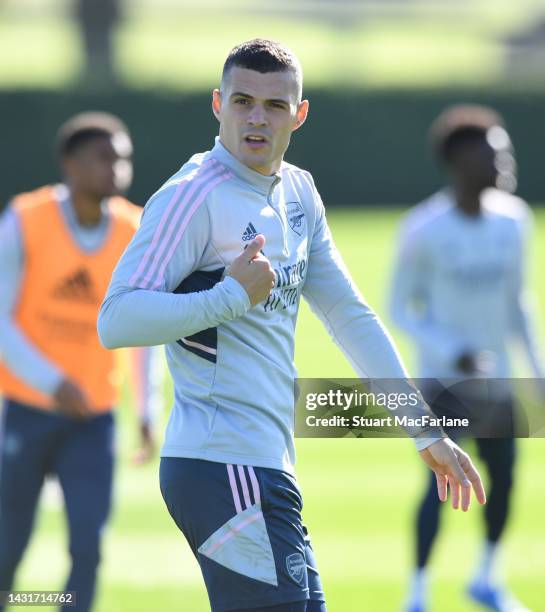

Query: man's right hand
left=227, top=235, right=276, bottom=306
left=455, top=350, right=496, bottom=375
left=53, top=379, right=92, bottom=419
left=455, top=351, right=478, bottom=374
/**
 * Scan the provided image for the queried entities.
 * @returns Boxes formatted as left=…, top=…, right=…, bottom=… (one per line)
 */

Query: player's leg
left=467, top=436, right=524, bottom=610
left=0, top=400, right=55, bottom=605
left=228, top=603, right=306, bottom=611
left=415, top=469, right=444, bottom=569
left=233, top=600, right=329, bottom=611
left=481, top=437, right=516, bottom=547
left=405, top=383, right=462, bottom=612
left=403, top=468, right=443, bottom=612
left=221, top=529, right=327, bottom=612
left=160, top=458, right=325, bottom=611
left=54, top=412, right=115, bottom=612
left=302, top=526, right=326, bottom=610
left=228, top=597, right=327, bottom=611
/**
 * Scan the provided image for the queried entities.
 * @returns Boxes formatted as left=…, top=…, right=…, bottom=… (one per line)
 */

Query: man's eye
left=235, top=98, right=249, bottom=105
left=270, top=102, right=286, bottom=109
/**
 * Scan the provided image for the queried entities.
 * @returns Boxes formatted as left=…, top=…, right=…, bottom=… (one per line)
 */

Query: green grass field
left=2, top=0, right=545, bottom=91
left=10, top=207, right=545, bottom=611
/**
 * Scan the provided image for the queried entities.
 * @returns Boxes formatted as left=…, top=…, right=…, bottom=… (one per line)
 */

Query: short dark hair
left=221, top=38, right=302, bottom=99
left=429, top=104, right=505, bottom=163
left=57, top=111, right=131, bottom=158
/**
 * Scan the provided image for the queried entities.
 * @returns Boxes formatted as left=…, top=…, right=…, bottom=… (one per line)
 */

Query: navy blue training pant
left=0, top=399, right=114, bottom=612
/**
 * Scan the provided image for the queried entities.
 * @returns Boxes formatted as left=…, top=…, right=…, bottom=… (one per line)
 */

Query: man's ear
left=212, top=89, right=222, bottom=121
left=292, top=99, right=309, bottom=132
left=60, top=156, right=75, bottom=180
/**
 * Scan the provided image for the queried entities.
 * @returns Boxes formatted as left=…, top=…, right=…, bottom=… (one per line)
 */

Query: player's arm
left=127, top=345, right=162, bottom=464
left=389, top=217, right=470, bottom=370
left=508, top=211, right=545, bottom=382
left=0, top=208, right=90, bottom=417
left=97, top=185, right=272, bottom=349
left=301, top=189, right=440, bottom=442
left=0, top=208, right=63, bottom=393
left=301, top=184, right=485, bottom=510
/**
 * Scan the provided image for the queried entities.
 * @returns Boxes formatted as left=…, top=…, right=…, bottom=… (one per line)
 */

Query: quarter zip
left=209, top=138, right=290, bottom=257
left=267, top=175, right=289, bottom=257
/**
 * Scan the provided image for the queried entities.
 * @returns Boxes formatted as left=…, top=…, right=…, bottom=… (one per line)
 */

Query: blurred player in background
left=99, top=41, right=486, bottom=612
left=0, top=113, right=157, bottom=612
left=390, top=105, right=544, bottom=612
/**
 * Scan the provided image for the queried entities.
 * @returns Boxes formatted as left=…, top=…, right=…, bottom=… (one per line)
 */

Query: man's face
left=450, top=129, right=516, bottom=192
left=212, top=66, right=308, bottom=175
left=63, top=134, right=133, bottom=199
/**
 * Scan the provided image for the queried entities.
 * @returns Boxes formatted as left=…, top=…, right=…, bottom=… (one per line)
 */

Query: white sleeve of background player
left=129, top=346, right=164, bottom=426
left=98, top=180, right=251, bottom=349
left=389, top=217, right=466, bottom=365
left=0, top=208, right=63, bottom=395
left=301, top=179, right=444, bottom=449
left=508, top=211, right=545, bottom=379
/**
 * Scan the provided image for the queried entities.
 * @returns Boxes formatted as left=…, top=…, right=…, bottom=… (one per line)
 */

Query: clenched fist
left=227, top=235, right=276, bottom=306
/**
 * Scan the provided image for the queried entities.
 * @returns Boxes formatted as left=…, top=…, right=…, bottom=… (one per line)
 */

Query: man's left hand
left=419, top=438, right=486, bottom=511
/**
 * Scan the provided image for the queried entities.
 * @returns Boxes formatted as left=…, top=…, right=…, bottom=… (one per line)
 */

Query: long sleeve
left=301, top=186, right=444, bottom=448
left=508, top=212, right=545, bottom=379
left=129, top=346, right=164, bottom=425
left=98, top=183, right=251, bottom=349
left=389, top=216, right=465, bottom=366
left=303, top=200, right=408, bottom=379
left=0, top=209, right=63, bottom=394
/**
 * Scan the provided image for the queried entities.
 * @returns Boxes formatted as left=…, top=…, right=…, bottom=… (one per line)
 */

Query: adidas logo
left=242, top=222, right=258, bottom=242
left=52, top=268, right=97, bottom=304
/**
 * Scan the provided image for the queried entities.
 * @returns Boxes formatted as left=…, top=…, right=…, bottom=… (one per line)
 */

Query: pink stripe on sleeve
left=150, top=169, right=232, bottom=290
left=129, top=179, right=190, bottom=287
left=128, top=159, right=216, bottom=287
left=140, top=161, right=223, bottom=288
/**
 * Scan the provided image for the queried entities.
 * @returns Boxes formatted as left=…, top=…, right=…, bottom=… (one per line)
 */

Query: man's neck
left=69, top=191, right=104, bottom=227
left=452, top=183, right=482, bottom=217
left=252, top=163, right=279, bottom=176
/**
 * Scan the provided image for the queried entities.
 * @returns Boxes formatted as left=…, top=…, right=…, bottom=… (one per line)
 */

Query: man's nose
left=247, top=104, right=267, bottom=126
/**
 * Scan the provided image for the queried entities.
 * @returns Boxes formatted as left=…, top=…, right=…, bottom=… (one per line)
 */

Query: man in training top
left=99, top=40, right=485, bottom=612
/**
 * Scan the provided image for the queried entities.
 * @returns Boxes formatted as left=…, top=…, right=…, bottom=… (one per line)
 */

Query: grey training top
left=98, top=138, right=442, bottom=473
left=389, top=188, right=544, bottom=393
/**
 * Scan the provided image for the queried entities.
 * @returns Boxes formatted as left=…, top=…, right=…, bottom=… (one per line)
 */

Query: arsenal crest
left=285, top=552, right=306, bottom=585
left=286, top=201, right=305, bottom=236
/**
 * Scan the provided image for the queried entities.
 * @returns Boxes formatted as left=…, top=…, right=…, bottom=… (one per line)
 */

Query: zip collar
left=210, top=137, right=281, bottom=197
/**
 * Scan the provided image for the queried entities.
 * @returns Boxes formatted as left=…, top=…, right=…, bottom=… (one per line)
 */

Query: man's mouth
left=244, top=135, right=268, bottom=148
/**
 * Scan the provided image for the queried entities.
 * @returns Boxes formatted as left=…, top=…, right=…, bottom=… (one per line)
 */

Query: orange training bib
left=0, top=186, right=140, bottom=412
